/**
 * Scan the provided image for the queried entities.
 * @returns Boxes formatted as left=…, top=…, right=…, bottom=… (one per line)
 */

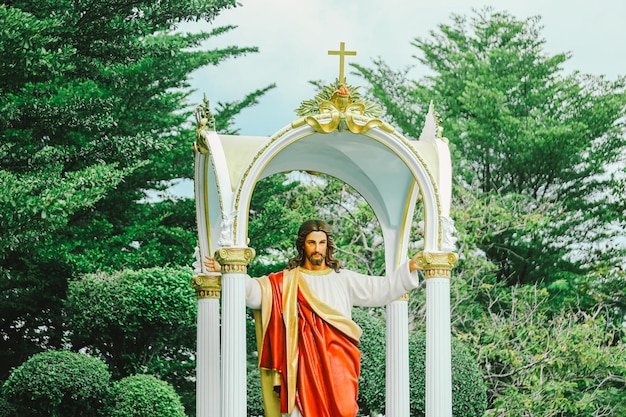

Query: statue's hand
left=204, top=256, right=221, bottom=273
left=409, top=251, right=424, bottom=272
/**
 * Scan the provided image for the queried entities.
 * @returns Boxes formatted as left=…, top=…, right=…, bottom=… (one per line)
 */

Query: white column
left=386, top=298, right=410, bottom=417
left=216, top=247, right=255, bottom=417
left=191, top=274, right=222, bottom=417
left=198, top=298, right=221, bottom=417
left=220, top=273, right=247, bottom=417
left=425, top=277, right=452, bottom=417
left=414, top=251, right=457, bottom=417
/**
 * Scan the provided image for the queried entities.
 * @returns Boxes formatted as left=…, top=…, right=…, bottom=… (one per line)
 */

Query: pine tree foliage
left=0, top=0, right=273, bottom=386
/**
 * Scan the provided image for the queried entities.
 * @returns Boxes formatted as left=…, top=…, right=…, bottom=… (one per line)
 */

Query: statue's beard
left=306, top=252, right=325, bottom=266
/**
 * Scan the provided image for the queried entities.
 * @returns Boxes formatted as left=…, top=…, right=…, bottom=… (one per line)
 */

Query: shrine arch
left=197, top=113, right=453, bottom=271
left=191, top=85, right=457, bottom=417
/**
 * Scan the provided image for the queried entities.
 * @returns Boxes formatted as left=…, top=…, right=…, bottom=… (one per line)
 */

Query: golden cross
left=328, top=42, right=357, bottom=84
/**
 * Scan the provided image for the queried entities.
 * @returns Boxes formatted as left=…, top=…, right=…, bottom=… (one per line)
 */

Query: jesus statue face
left=302, top=231, right=328, bottom=270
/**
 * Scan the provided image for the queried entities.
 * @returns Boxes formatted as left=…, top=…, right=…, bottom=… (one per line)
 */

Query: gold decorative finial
left=293, top=80, right=392, bottom=134
left=328, top=42, right=356, bottom=84
left=192, top=94, right=214, bottom=154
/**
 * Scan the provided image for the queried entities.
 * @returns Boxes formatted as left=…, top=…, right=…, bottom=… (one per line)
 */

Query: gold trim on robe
left=254, top=268, right=362, bottom=417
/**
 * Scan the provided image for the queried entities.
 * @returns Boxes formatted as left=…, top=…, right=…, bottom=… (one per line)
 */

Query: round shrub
left=65, top=266, right=197, bottom=412
left=2, top=350, right=111, bottom=417
left=106, top=374, right=186, bottom=417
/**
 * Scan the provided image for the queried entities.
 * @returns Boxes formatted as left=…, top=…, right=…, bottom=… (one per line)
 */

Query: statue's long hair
left=287, top=220, right=342, bottom=272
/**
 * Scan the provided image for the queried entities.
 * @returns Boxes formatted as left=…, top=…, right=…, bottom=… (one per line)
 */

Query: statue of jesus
left=205, top=219, right=423, bottom=417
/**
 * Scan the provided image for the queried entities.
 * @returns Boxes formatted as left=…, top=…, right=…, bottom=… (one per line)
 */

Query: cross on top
left=328, top=42, right=357, bottom=84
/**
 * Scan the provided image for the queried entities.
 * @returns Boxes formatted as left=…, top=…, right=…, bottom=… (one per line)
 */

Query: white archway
left=192, top=94, right=457, bottom=417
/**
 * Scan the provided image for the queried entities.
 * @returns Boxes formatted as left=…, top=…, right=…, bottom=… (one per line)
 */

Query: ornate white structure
left=191, top=43, right=457, bottom=417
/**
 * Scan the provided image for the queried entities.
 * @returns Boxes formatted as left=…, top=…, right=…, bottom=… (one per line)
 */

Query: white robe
left=245, top=262, right=419, bottom=417
left=245, top=261, right=419, bottom=316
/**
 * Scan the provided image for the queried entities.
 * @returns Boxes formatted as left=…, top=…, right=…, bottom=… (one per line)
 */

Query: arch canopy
left=194, top=105, right=453, bottom=272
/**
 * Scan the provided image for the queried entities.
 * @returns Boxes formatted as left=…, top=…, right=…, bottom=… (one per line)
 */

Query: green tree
left=64, top=266, right=196, bottom=412
left=247, top=174, right=312, bottom=277
left=0, top=0, right=273, bottom=382
left=353, top=7, right=626, bottom=414
left=245, top=172, right=387, bottom=277
left=2, top=350, right=111, bottom=417
left=405, top=185, right=626, bottom=415
left=464, top=283, right=626, bottom=417
left=355, top=7, right=626, bottom=289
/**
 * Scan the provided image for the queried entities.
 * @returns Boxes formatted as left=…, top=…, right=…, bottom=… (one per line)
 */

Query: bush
left=354, top=308, right=487, bottom=416
left=354, top=307, right=387, bottom=415
left=65, top=266, right=197, bottom=412
left=247, top=363, right=265, bottom=417
left=106, top=374, right=186, bottom=417
left=2, top=350, right=110, bottom=417
left=409, top=332, right=487, bottom=417
left=0, top=395, right=16, bottom=417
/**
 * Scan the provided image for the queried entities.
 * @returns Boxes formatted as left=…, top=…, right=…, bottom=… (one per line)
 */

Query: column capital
left=190, top=274, right=221, bottom=299
left=215, top=247, right=256, bottom=274
left=413, top=251, right=458, bottom=279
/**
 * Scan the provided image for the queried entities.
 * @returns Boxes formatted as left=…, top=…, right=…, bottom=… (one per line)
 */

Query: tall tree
left=0, top=0, right=273, bottom=380
left=354, top=7, right=625, bottom=291
left=353, top=7, right=626, bottom=414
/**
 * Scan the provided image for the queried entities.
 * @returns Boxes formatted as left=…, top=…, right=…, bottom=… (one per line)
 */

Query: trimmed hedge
left=409, top=332, right=487, bottom=417
left=2, top=350, right=110, bottom=416
left=355, top=307, right=387, bottom=415
left=2, top=351, right=188, bottom=417
left=106, top=374, right=186, bottom=417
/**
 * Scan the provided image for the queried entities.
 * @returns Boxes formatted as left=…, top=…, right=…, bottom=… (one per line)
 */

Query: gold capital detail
left=215, top=247, right=256, bottom=274
left=191, top=274, right=221, bottom=299
left=328, top=42, right=356, bottom=84
left=412, top=252, right=458, bottom=279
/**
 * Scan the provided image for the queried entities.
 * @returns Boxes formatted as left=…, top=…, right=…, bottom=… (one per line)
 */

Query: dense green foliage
left=354, top=307, right=487, bottom=416
left=354, top=7, right=626, bottom=415
left=354, top=308, right=387, bottom=415
left=3, top=2, right=625, bottom=416
left=2, top=350, right=111, bottom=416
left=0, top=0, right=272, bottom=395
left=409, top=332, right=488, bottom=417
left=469, top=284, right=626, bottom=416
left=2, top=351, right=188, bottom=417
left=356, top=7, right=626, bottom=288
left=246, top=364, right=265, bottom=417
left=246, top=173, right=387, bottom=277
left=65, top=266, right=197, bottom=411
left=106, top=374, right=187, bottom=417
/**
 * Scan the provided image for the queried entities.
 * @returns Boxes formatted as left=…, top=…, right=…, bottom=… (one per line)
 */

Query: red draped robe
left=254, top=268, right=363, bottom=417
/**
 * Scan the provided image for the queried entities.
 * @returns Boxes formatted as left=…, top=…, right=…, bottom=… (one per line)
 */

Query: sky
left=181, top=0, right=626, bottom=138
